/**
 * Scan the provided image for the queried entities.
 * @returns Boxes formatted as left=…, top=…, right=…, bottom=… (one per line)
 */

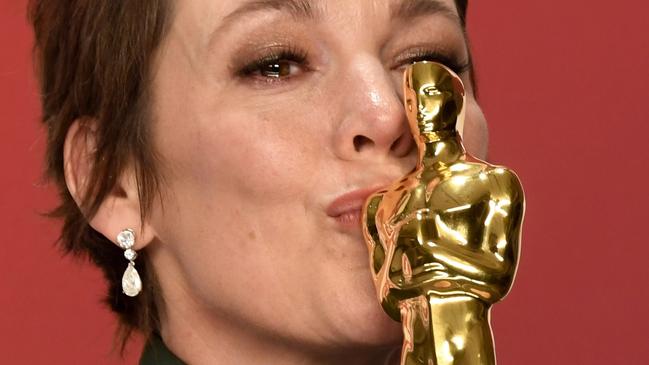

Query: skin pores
left=144, top=0, right=489, bottom=363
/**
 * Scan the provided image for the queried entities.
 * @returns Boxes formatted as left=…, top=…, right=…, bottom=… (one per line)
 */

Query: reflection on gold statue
left=362, top=62, right=525, bottom=365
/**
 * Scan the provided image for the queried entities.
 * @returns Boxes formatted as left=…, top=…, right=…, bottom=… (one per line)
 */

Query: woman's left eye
left=394, top=49, right=470, bottom=76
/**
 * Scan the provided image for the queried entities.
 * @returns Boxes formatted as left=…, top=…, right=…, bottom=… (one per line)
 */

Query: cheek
left=150, top=96, right=336, bottom=283
left=462, top=97, right=489, bottom=160
left=158, top=105, right=323, bottom=204
left=149, top=100, right=330, bottom=301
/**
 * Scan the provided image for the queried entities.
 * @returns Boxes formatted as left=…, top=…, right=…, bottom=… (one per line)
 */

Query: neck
left=415, top=130, right=466, bottom=170
left=399, top=295, right=495, bottom=365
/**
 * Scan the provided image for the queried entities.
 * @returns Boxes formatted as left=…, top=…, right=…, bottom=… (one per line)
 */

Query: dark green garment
left=139, top=333, right=186, bottom=365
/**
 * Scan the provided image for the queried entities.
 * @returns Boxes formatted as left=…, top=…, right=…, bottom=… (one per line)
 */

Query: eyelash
left=237, top=46, right=469, bottom=85
left=237, top=45, right=309, bottom=84
left=396, top=49, right=471, bottom=75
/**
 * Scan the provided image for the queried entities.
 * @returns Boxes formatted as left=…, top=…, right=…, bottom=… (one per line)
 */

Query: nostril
left=390, top=135, right=403, bottom=151
left=353, top=135, right=374, bottom=152
left=390, top=134, right=414, bottom=157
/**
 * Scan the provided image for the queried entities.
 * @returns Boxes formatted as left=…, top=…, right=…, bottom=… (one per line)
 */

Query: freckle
left=248, top=231, right=256, bottom=240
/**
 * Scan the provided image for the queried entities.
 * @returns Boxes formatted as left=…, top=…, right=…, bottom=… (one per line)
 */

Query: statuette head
left=404, top=62, right=466, bottom=139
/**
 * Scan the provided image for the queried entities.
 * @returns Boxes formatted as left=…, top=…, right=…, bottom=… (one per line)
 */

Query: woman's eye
left=237, top=47, right=310, bottom=84
left=395, top=50, right=470, bottom=76
left=258, top=60, right=300, bottom=79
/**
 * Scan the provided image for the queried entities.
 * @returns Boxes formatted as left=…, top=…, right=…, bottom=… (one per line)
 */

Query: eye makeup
left=235, top=43, right=310, bottom=85
left=392, top=47, right=470, bottom=75
left=226, top=16, right=470, bottom=89
left=231, top=42, right=468, bottom=88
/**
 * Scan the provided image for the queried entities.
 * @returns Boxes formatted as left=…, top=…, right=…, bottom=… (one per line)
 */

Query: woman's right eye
left=254, top=59, right=301, bottom=79
left=237, top=47, right=310, bottom=83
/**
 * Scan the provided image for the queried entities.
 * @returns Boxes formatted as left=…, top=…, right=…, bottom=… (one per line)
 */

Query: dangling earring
left=117, top=228, right=142, bottom=297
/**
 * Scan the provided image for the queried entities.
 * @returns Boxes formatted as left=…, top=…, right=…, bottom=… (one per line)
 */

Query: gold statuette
left=362, top=62, right=525, bottom=365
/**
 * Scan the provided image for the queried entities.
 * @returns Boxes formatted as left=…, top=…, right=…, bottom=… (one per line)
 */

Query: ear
left=63, top=119, right=156, bottom=250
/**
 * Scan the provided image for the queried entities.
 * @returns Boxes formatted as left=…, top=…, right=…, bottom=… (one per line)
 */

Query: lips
left=326, top=185, right=389, bottom=230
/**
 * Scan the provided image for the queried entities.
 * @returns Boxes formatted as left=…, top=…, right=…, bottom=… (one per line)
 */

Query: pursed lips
left=326, top=184, right=390, bottom=232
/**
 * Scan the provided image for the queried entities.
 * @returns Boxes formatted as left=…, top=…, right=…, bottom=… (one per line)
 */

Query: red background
left=2, top=0, right=648, bottom=364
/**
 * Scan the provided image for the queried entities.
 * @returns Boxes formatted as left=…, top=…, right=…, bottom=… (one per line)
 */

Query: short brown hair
left=29, top=0, right=171, bottom=352
left=29, top=0, right=469, bottom=354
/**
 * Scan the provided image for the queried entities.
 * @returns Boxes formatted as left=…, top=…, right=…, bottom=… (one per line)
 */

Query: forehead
left=174, top=0, right=461, bottom=36
left=166, top=0, right=466, bottom=66
left=227, top=0, right=459, bottom=22
left=217, top=0, right=459, bottom=16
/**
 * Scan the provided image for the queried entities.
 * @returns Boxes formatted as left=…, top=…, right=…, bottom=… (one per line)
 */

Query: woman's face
left=147, top=0, right=488, bottom=349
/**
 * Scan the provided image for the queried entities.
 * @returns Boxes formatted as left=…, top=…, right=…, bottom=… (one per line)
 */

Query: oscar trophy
left=362, top=62, right=525, bottom=365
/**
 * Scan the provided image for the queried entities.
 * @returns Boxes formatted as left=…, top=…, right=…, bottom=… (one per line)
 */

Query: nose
left=332, top=57, right=414, bottom=161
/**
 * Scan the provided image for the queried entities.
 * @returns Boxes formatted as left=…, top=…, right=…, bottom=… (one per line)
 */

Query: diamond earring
left=117, top=228, right=142, bottom=297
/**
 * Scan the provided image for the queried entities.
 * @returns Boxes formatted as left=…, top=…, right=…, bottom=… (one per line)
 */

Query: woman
left=30, top=0, right=488, bottom=363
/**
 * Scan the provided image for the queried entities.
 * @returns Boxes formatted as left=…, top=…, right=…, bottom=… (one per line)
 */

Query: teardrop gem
left=122, top=262, right=142, bottom=297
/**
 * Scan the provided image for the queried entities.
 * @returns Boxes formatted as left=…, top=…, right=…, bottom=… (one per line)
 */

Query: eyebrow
left=218, top=0, right=459, bottom=33
left=220, top=0, right=320, bottom=30
left=391, top=0, right=461, bottom=24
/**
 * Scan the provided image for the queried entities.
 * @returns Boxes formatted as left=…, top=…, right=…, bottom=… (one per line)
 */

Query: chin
left=314, top=248, right=403, bottom=346
left=334, top=284, right=404, bottom=346
left=354, top=306, right=403, bottom=345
